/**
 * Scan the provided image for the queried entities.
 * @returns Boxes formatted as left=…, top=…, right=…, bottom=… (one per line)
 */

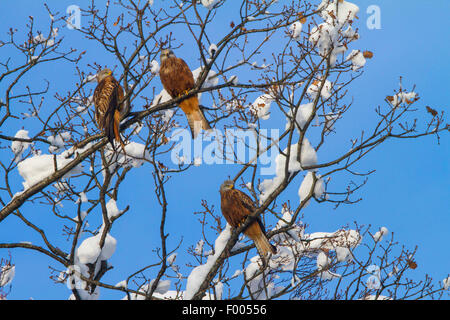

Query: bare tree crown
left=0, top=0, right=448, bottom=301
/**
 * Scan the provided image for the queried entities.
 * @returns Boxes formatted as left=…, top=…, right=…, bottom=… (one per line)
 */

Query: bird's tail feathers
left=104, top=110, right=116, bottom=150
left=254, top=233, right=277, bottom=257
left=188, top=109, right=212, bottom=139
left=179, top=97, right=211, bottom=138
left=104, top=94, right=126, bottom=154
left=113, top=109, right=127, bottom=154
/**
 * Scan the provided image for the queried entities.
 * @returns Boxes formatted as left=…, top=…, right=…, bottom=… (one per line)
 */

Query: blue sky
left=0, top=0, right=448, bottom=299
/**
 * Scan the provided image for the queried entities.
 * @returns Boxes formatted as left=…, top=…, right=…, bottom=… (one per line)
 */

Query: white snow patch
left=389, top=91, right=417, bottom=107
left=76, top=237, right=102, bottom=265
left=286, top=102, right=316, bottom=131
left=346, top=50, right=366, bottom=71
left=361, top=295, right=391, bottom=300
left=289, top=21, right=303, bottom=40
left=192, top=66, right=219, bottom=89
left=184, top=224, right=231, bottom=300
left=372, top=226, right=388, bottom=242
left=115, top=280, right=127, bottom=289
left=76, top=232, right=117, bottom=264
left=201, top=0, right=219, bottom=10
left=11, top=129, right=31, bottom=163
left=150, top=60, right=160, bottom=74
left=319, top=0, right=359, bottom=25
left=29, top=56, right=39, bottom=63
left=47, top=132, right=71, bottom=153
left=302, top=229, right=362, bottom=252
left=195, top=240, right=204, bottom=255
left=105, top=141, right=150, bottom=169
left=208, top=43, right=218, bottom=57
left=307, top=78, right=332, bottom=100
left=106, top=198, right=122, bottom=220
left=228, top=75, right=238, bottom=85
left=214, top=281, right=223, bottom=300
left=244, top=255, right=280, bottom=299
left=259, top=139, right=317, bottom=204
left=151, top=88, right=172, bottom=107
left=83, top=74, right=98, bottom=83
left=167, top=253, right=177, bottom=265
left=17, top=154, right=83, bottom=190
left=298, top=172, right=325, bottom=206
left=443, top=277, right=450, bottom=290
left=148, top=279, right=171, bottom=295
left=79, top=192, right=88, bottom=203
left=309, top=1, right=360, bottom=66
left=250, top=94, right=273, bottom=120
left=316, top=251, right=329, bottom=271
left=0, top=265, right=15, bottom=287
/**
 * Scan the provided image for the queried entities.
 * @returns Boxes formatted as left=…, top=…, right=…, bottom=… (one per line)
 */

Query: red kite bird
left=220, top=180, right=276, bottom=260
left=159, top=49, right=211, bottom=138
left=93, top=68, right=126, bottom=151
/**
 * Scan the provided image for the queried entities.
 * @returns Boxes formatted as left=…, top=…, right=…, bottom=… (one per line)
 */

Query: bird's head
left=160, top=49, right=175, bottom=62
left=220, top=180, right=234, bottom=193
left=97, top=68, right=113, bottom=82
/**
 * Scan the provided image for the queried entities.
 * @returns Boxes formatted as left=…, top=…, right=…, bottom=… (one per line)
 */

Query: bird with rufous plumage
left=220, top=180, right=276, bottom=263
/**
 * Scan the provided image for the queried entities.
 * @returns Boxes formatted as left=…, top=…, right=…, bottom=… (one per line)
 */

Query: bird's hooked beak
left=161, top=49, right=174, bottom=61
left=220, top=181, right=234, bottom=193
left=97, top=69, right=113, bottom=82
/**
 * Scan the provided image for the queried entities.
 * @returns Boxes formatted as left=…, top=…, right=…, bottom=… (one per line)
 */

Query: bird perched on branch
left=220, top=180, right=276, bottom=262
left=159, top=49, right=211, bottom=138
left=93, top=68, right=126, bottom=151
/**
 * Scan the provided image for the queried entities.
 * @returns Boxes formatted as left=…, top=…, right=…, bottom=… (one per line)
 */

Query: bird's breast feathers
left=93, top=76, right=124, bottom=125
left=160, top=57, right=195, bottom=97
